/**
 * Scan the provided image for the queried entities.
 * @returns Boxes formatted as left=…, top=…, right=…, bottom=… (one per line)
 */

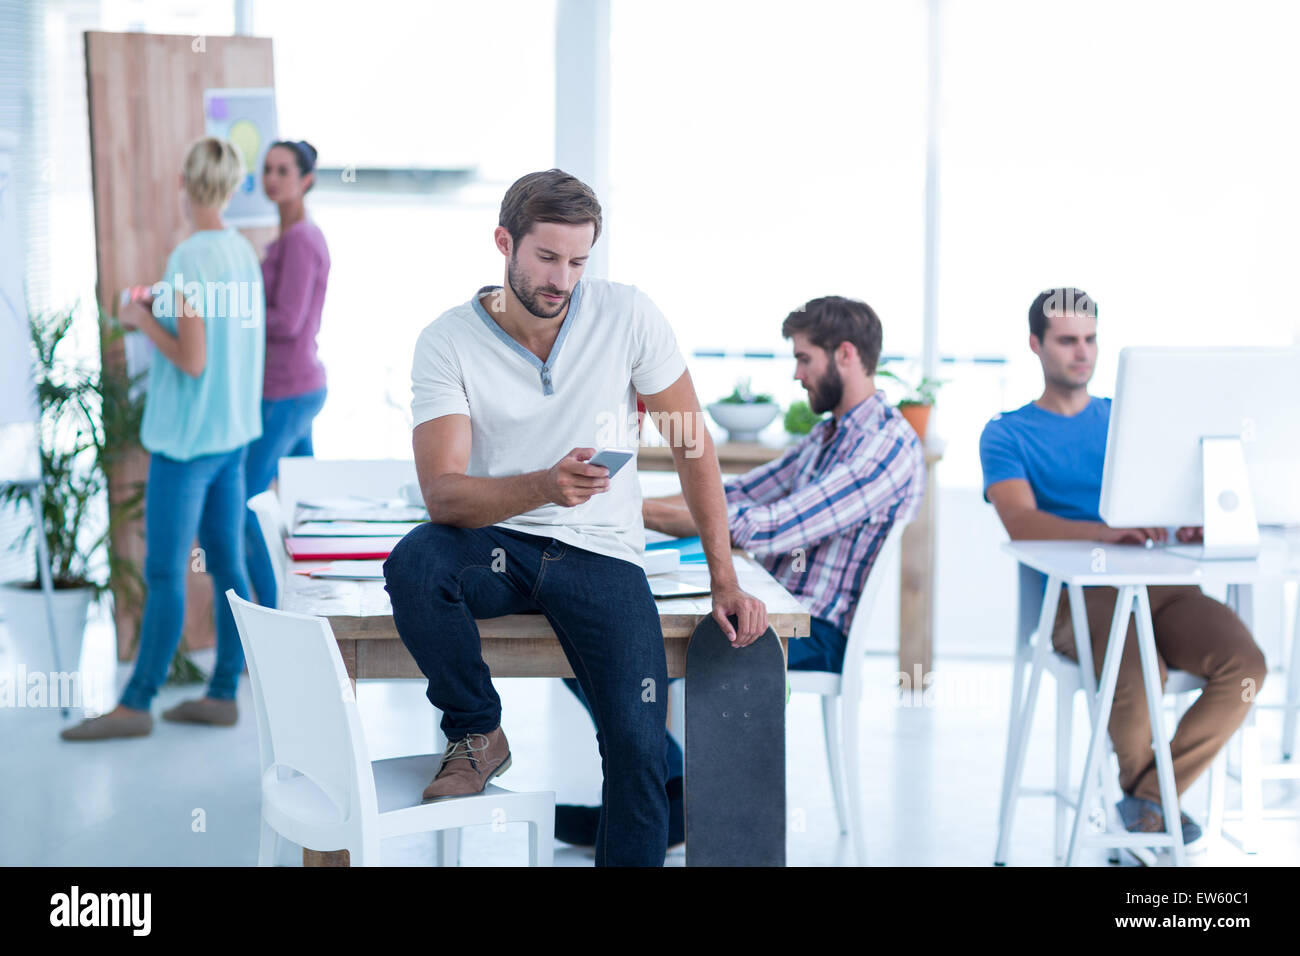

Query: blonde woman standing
left=63, top=138, right=265, bottom=739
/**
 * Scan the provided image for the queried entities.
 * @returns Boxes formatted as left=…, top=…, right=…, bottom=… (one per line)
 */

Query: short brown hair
left=499, top=169, right=602, bottom=249
left=782, top=296, right=883, bottom=374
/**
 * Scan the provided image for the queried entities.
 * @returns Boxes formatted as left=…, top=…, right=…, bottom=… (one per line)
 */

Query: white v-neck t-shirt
left=410, top=278, right=687, bottom=568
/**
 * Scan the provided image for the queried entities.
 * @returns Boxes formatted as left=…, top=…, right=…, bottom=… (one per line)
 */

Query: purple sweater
left=260, top=219, right=329, bottom=399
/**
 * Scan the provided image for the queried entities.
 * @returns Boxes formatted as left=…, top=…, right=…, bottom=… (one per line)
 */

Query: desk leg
left=1066, top=586, right=1135, bottom=866
left=1133, top=587, right=1185, bottom=866
left=995, top=575, right=1063, bottom=865
left=303, top=672, right=357, bottom=868
left=1066, top=584, right=1121, bottom=863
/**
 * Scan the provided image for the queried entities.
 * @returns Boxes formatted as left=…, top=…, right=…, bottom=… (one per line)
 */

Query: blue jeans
left=566, top=614, right=848, bottom=785
left=383, top=523, right=670, bottom=866
left=243, top=387, right=327, bottom=607
left=120, top=448, right=252, bottom=711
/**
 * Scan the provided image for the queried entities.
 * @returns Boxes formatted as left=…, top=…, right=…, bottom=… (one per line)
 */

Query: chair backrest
left=1016, top=563, right=1048, bottom=648
left=247, top=490, right=287, bottom=607
left=226, top=590, right=378, bottom=826
left=840, top=520, right=908, bottom=672
left=276, top=458, right=419, bottom=521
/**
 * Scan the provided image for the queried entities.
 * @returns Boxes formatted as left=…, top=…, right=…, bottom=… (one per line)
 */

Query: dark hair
left=270, top=139, right=318, bottom=190
left=781, top=296, right=883, bottom=375
left=499, top=169, right=602, bottom=249
left=1029, top=287, right=1097, bottom=340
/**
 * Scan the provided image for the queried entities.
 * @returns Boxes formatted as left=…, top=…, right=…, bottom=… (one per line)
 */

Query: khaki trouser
left=1050, top=585, right=1267, bottom=803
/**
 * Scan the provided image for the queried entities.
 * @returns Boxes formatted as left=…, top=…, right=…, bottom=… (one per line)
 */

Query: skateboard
left=684, top=614, right=786, bottom=866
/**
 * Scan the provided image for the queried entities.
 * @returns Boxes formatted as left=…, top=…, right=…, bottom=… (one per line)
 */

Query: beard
left=508, top=254, right=570, bottom=319
left=807, top=361, right=844, bottom=415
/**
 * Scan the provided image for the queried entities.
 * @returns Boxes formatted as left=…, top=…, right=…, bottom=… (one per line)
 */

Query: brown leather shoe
left=422, top=727, right=511, bottom=802
left=162, top=697, right=238, bottom=726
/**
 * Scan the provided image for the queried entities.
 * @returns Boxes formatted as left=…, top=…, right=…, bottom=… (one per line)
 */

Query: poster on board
left=203, top=87, right=279, bottom=227
left=0, top=132, right=41, bottom=484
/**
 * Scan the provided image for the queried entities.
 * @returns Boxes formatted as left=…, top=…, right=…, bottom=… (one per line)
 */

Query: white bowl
left=706, top=402, right=781, bottom=443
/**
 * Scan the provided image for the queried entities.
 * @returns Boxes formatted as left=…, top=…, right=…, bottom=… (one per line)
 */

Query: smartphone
left=588, top=447, right=635, bottom=478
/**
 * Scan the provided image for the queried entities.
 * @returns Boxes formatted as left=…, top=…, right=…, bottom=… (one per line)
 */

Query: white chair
left=275, top=457, right=419, bottom=520
left=995, top=564, right=1227, bottom=865
left=246, top=490, right=288, bottom=609
left=787, top=520, right=907, bottom=867
left=227, top=590, right=555, bottom=867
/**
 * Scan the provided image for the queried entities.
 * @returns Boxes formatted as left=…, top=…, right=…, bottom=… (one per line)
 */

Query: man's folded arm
left=730, top=435, right=916, bottom=556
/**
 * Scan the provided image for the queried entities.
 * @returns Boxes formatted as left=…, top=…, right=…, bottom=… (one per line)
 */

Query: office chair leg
left=821, top=695, right=849, bottom=834
left=841, top=674, right=868, bottom=865
left=257, top=817, right=280, bottom=867
left=1284, top=612, right=1300, bottom=760
left=437, top=829, right=461, bottom=867
left=1239, top=717, right=1263, bottom=855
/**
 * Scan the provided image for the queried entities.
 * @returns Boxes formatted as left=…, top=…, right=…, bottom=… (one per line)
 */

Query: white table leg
left=1067, top=583, right=1121, bottom=861
left=1066, top=585, right=1135, bottom=866
left=995, top=575, right=1063, bottom=865
left=1134, top=586, right=1185, bottom=866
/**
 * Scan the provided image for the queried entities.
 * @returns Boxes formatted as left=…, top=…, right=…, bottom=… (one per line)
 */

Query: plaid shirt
left=724, top=390, right=926, bottom=636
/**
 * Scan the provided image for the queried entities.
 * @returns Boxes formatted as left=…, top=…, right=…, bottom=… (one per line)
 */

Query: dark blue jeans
left=243, top=386, right=327, bottom=607
left=120, top=448, right=252, bottom=711
left=383, top=523, right=670, bottom=867
left=565, top=614, right=848, bottom=785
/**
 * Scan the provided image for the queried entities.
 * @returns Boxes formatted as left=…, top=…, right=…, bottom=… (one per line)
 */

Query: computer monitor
left=1099, top=347, right=1300, bottom=559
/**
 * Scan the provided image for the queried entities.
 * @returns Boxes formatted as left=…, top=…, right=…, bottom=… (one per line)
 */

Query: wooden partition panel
left=85, top=32, right=275, bottom=659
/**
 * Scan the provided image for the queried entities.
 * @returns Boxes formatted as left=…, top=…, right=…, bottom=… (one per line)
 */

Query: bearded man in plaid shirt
left=556, top=294, right=927, bottom=849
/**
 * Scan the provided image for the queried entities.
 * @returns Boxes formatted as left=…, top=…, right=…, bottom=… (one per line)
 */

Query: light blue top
left=979, top=396, right=1112, bottom=522
left=140, top=228, right=265, bottom=461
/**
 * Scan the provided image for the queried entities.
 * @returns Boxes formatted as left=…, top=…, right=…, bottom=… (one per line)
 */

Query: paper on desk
left=307, top=561, right=387, bottom=580
left=294, top=520, right=424, bottom=537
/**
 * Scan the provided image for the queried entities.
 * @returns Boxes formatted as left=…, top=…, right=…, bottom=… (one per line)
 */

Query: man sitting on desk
left=556, top=295, right=927, bottom=846
left=382, top=170, right=768, bottom=867
left=979, top=287, right=1267, bottom=850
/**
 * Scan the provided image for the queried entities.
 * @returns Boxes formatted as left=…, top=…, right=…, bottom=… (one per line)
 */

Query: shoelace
left=438, top=733, right=490, bottom=773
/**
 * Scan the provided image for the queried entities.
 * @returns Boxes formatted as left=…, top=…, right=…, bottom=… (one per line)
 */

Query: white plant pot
left=706, top=402, right=781, bottom=443
left=0, top=582, right=93, bottom=675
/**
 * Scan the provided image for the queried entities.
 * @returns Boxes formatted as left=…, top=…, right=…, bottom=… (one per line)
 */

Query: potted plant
left=878, top=368, right=944, bottom=440
left=0, top=308, right=108, bottom=677
left=0, top=307, right=202, bottom=688
left=783, top=399, right=826, bottom=437
left=706, top=377, right=780, bottom=443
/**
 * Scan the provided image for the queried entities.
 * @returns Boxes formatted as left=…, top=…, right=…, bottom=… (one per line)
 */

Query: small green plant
left=716, top=376, right=774, bottom=405
left=878, top=368, right=945, bottom=407
left=783, top=399, right=824, bottom=435
left=1, top=308, right=111, bottom=591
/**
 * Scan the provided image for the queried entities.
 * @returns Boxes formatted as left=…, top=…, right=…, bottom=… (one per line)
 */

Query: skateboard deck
left=684, top=615, right=786, bottom=866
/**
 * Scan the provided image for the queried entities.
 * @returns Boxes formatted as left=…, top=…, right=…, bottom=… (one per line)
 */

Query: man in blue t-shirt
left=980, top=287, right=1266, bottom=852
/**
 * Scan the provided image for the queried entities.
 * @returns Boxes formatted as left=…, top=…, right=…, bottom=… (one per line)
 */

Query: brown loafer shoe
left=162, top=697, right=238, bottom=726
left=422, top=727, right=511, bottom=801
left=60, top=709, right=153, bottom=741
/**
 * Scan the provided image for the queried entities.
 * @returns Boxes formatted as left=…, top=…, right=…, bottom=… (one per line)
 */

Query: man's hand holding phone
left=543, top=447, right=613, bottom=507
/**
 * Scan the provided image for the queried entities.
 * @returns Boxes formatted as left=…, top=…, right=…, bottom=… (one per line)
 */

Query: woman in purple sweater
left=244, top=139, right=330, bottom=608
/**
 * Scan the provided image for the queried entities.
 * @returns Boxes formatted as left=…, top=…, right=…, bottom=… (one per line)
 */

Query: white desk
left=1001, top=532, right=1300, bottom=866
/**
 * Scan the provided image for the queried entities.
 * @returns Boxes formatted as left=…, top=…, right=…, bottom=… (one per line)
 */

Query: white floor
left=2, top=608, right=1297, bottom=867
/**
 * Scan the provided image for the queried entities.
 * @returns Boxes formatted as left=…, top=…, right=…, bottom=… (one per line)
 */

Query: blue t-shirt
left=978, top=396, right=1111, bottom=522
left=140, top=228, right=265, bottom=461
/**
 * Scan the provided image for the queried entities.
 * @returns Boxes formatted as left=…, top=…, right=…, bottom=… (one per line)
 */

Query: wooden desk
left=636, top=440, right=788, bottom=474
left=282, top=550, right=810, bottom=866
